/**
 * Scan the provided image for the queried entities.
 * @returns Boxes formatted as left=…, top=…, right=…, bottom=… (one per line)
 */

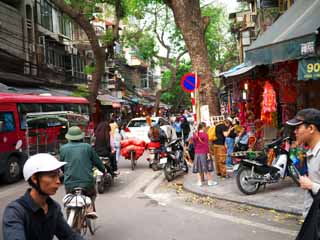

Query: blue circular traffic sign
left=180, top=73, right=200, bottom=93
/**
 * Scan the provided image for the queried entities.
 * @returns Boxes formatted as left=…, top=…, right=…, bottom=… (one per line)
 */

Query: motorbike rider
left=60, top=126, right=105, bottom=218
left=2, top=153, right=84, bottom=240
left=286, top=108, right=320, bottom=217
left=148, top=121, right=167, bottom=151
left=95, top=119, right=118, bottom=175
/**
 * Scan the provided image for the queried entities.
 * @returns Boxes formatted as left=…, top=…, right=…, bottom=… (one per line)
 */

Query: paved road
left=0, top=154, right=301, bottom=240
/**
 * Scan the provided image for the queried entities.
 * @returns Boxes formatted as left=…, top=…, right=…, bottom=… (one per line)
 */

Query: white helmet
left=23, top=153, right=67, bottom=181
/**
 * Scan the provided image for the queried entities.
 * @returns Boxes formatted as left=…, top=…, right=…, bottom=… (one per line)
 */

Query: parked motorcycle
left=93, top=156, right=113, bottom=194
left=234, top=137, right=301, bottom=195
left=147, top=141, right=162, bottom=171
left=162, top=138, right=188, bottom=181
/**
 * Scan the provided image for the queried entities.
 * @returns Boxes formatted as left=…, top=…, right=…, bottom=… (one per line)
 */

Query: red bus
left=0, top=92, right=93, bottom=183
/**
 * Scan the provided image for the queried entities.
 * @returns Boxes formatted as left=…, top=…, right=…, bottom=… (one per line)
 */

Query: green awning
left=298, top=57, right=320, bottom=81
left=245, top=0, right=320, bottom=66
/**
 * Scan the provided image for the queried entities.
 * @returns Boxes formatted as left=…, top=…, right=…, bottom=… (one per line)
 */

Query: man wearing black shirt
left=212, top=120, right=229, bottom=177
left=2, top=153, right=83, bottom=240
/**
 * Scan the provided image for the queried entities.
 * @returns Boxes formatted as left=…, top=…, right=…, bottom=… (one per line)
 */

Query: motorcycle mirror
left=15, top=140, right=22, bottom=150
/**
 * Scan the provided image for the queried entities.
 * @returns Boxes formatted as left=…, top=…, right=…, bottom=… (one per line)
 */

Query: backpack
left=208, top=123, right=222, bottom=141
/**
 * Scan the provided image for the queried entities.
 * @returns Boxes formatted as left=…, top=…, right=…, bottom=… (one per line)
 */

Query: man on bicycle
left=60, top=126, right=105, bottom=218
left=2, top=153, right=84, bottom=239
left=287, top=108, right=320, bottom=217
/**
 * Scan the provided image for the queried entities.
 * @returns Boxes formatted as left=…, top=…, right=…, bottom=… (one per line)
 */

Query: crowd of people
left=3, top=107, right=320, bottom=239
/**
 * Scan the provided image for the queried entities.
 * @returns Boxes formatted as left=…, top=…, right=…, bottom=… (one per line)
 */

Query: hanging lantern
left=261, top=81, right=277, bottom=124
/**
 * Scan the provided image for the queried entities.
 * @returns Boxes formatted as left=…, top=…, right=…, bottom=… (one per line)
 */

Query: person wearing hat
left=2, top=153, right=84, bottom=240
left=286, top=108, right=320, bottom=217
left=60, top=126, right=105, bottom=217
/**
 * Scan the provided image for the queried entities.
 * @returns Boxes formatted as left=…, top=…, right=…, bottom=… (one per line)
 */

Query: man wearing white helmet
left=2, top=153, right=83, bottom=240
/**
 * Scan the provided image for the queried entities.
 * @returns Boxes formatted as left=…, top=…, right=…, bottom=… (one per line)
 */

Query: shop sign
left=298, top=57, right=320, bottom=80
left=300, top=41, right=315, bottom=55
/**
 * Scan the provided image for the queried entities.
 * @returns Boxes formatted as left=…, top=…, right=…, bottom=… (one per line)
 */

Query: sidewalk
left=183, top=171, right=304, bottom=215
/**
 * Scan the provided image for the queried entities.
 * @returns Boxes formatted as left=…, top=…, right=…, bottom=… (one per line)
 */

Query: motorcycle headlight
left=166, top=146, right=172, bottom=152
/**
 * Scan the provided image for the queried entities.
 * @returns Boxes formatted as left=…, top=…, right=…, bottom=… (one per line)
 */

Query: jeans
left=115, top=146, right=121, bottom=162
left=225, top=137, right=235, bottom=167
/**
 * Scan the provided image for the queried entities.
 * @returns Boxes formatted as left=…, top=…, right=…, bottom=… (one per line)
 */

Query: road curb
left=183, top=180, right=302, bottom=216
left=144, top=171, right=164, bottom=196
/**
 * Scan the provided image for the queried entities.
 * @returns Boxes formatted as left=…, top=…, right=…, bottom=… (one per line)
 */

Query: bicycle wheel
left=73, top=208, right=87, bottom=236
left=130, top=151, right=135, bottom=170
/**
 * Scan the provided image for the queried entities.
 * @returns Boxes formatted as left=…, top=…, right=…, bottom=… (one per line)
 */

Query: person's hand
left=299, top=175, right=313, bottom=190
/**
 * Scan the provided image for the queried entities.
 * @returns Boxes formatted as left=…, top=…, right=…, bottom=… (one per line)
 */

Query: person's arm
left=223, top=126, right=234, bottom=137
left=2, top=203, right=26, bottom=240
left=90, top=146, right=106, bottom=173
left=300, top=176, right=320, bottom=195
left=55, top=205, right=84, bottom=240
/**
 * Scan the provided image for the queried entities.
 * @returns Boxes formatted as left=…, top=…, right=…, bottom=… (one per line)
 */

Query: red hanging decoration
left=261, top=81, right=277, bottom=124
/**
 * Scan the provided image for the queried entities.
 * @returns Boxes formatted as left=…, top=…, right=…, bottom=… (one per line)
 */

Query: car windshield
left=128, top=119, right=157, bottom=127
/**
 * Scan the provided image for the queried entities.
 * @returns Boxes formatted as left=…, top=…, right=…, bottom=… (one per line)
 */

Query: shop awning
left=245, top=0, right=320, bottom=66
left=97, top=94, right=126, bottom=106
left=219, top=63, right=255, bottom=78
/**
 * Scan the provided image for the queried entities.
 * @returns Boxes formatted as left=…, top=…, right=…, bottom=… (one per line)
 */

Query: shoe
left=86, top=211, right=98, bottom=219
left=196, top=181, right=203, bottom=186
left=113, top=170, right=120, bottom=176
left=207, top=180, right=218, bottom=186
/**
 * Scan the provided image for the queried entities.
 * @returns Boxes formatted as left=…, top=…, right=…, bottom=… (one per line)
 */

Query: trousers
left=213, top=144, right=226, bottom=177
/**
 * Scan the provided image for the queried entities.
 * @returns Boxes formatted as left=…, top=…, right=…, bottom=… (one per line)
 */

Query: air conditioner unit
left=86, top=50, right=94, bottom=59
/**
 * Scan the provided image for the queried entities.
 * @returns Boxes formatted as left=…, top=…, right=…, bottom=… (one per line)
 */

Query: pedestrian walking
left=181, top=116, right=190, bottom=144
left=192, top=122, right=217, bottom=186
left=173, top=118, right=182, bottom=138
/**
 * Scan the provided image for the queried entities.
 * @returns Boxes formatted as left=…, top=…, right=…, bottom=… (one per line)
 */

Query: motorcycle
left=234, top=137, right=302, bottom=195
left=93, top=156, right=114, bottom=194
left=161, top=138, right=188, bottom=181
left=147, top=141, right=162, bottom=171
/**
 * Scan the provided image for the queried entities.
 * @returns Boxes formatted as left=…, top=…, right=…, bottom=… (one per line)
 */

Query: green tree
left=160, top=62, right=192, bottom=112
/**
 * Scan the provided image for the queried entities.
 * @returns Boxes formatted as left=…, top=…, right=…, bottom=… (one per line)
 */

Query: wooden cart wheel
left=130, top=151, right=136, bottom=170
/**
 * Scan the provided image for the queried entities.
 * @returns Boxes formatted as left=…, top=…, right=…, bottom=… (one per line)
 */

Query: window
left=64, top=104, right=80, bottom=113
left=80, top=104, right=90, bottom=119
left=42, top=103, right=63, bottom=112
left=17, top=103, right=41, bottom=129
left=0, top=112, right=16, bottom=133
left=128, top=120, right=147, bottom=127
left=37, top=0, right=53, bottom=31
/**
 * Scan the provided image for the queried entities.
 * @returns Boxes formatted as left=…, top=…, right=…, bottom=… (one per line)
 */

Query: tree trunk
left=164, top=0, right=220, bottom=116
left=51, top=0, right=106, bottom=109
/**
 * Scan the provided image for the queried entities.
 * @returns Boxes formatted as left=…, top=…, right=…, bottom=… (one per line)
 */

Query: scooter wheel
left=97, top=182, right=105, bottom=194
left=164, top=163, right=175, bottom=181
left=151, top=163, right=159, bottom=171
left=236, top=166, right=260, bottom=195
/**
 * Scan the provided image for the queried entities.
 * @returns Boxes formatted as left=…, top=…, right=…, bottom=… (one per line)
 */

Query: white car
left=125, top=117, right=176, bottom=143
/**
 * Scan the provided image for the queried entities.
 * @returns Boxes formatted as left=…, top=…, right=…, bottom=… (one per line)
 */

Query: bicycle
left=62, top=187, right=96, bottom=236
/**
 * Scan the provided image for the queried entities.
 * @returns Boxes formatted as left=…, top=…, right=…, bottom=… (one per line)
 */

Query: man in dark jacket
left=2, top=153, right=84, bottom=240
left=60, top=126, right=105, bottom=217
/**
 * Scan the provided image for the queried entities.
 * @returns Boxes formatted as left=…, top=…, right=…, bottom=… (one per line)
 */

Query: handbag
left=296, top=190, right=320, bottom=240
